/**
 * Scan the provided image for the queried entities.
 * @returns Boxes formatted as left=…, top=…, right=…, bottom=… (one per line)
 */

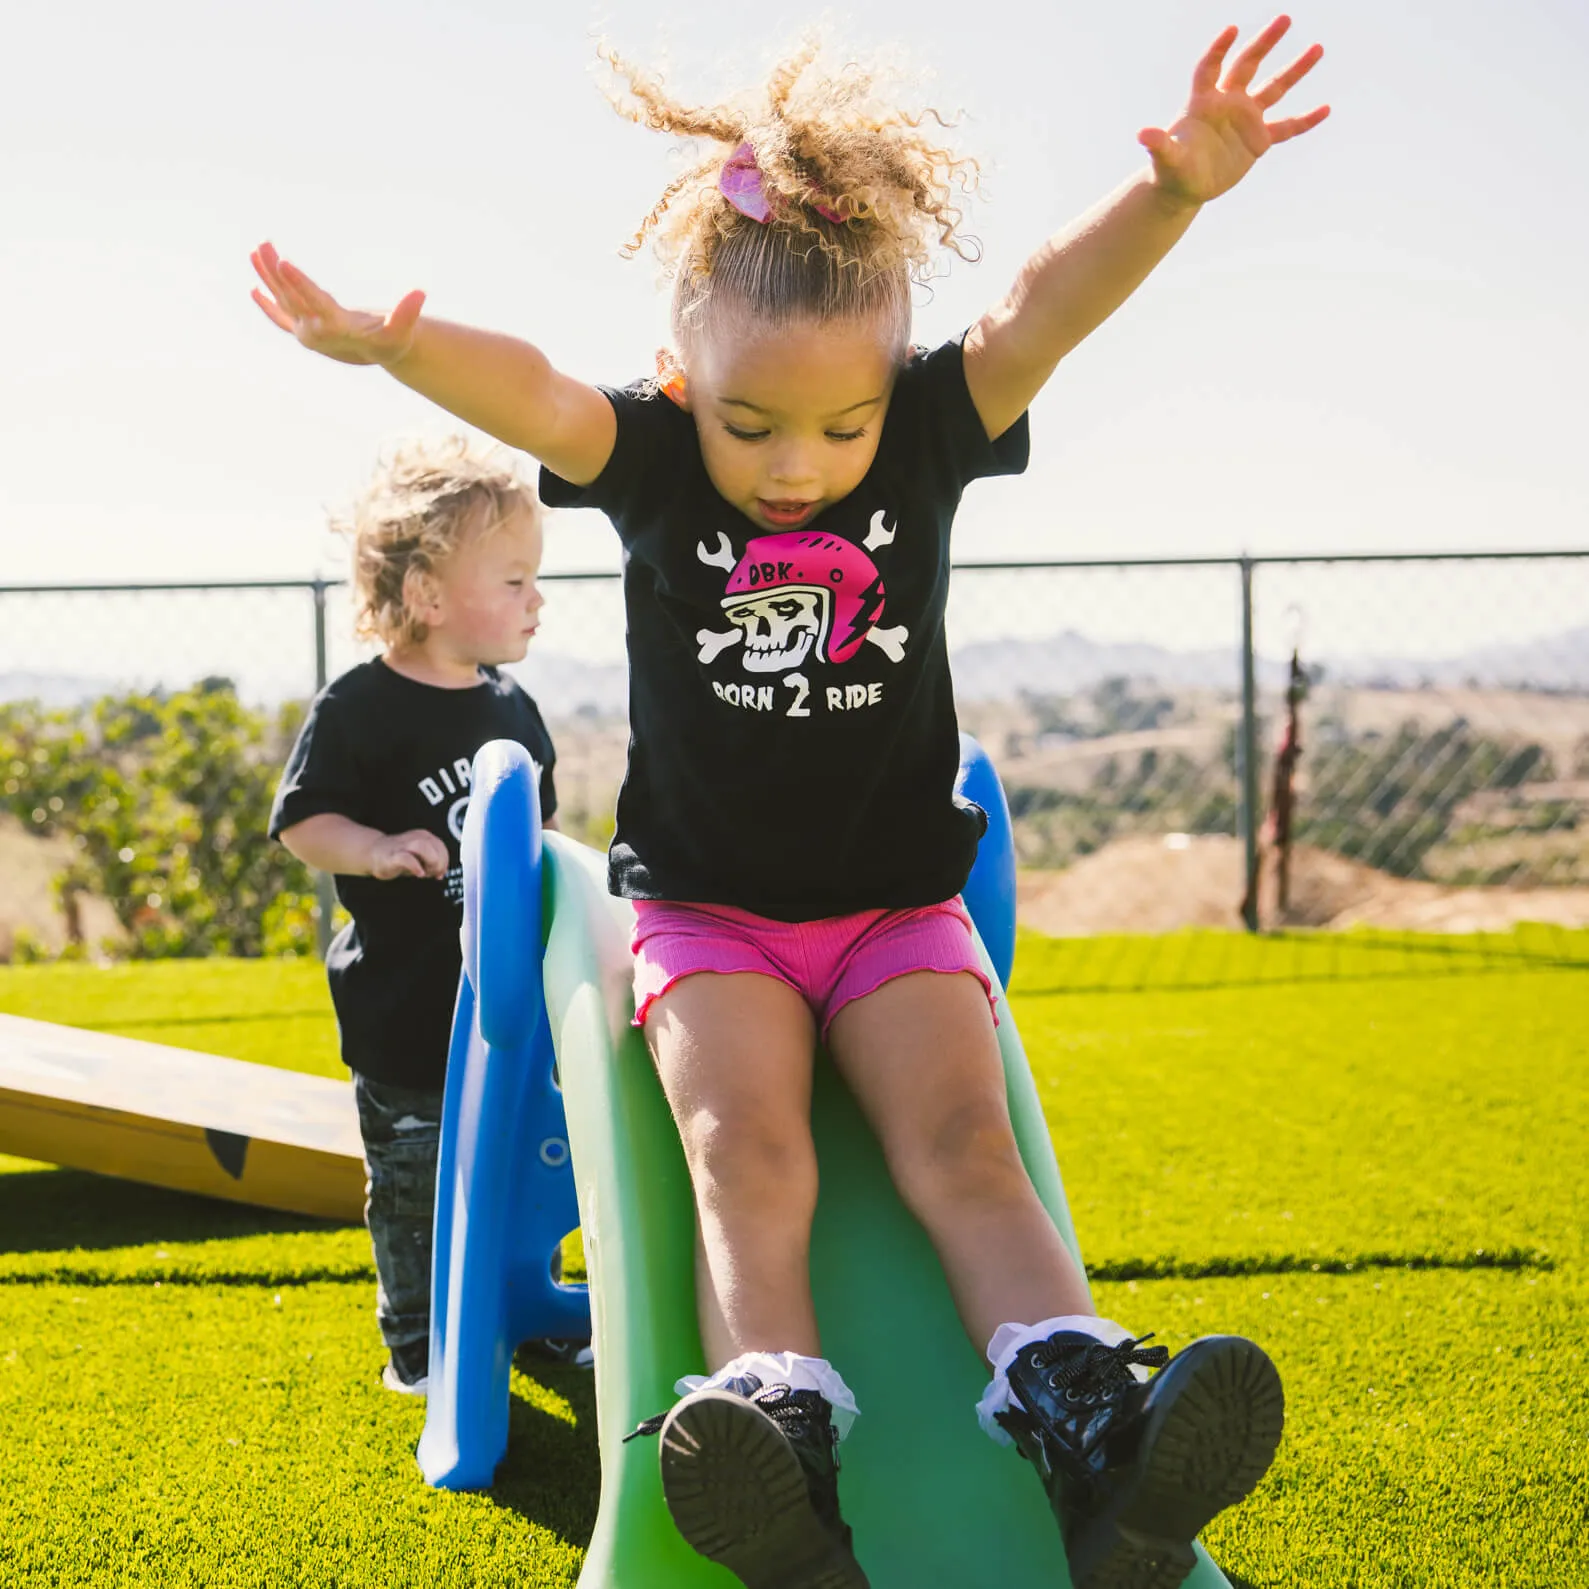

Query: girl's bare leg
left=644, top=971, right=822, bottom=1367
left=825, top=970, right=1092, bottom=1354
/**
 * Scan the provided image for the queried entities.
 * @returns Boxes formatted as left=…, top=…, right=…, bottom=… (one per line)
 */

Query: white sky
left=3, top=0, right=1587, bottom=598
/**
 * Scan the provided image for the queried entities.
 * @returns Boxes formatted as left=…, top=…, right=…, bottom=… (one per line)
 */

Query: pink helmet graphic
left=721, top=532, right=886, bottom=671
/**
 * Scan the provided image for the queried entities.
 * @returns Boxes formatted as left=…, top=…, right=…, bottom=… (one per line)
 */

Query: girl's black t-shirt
left=269, top=658, right=557, bottom=1088
left=540, top=335, right=1028, bottom=922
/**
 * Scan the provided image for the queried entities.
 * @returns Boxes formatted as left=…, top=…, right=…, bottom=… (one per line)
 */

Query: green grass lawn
left=2, top=935, right=1586, bottom=1587
left=0, top=957, right=345, bottom=1078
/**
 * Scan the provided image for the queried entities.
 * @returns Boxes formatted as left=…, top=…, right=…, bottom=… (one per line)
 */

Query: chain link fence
left=3, top=553, right=1587, bottom=977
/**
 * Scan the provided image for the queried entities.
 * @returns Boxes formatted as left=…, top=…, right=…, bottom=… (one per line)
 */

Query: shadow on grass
left=490, top=1361, right=602, bottom=1547
left=0, top=1161, right=346, bottom=1257
left=1015, top=957, right=1589, bottom=998
left=1012, top=926, right=1589, bottom=998
left=1089, top=1246, right=1553, bottom=1282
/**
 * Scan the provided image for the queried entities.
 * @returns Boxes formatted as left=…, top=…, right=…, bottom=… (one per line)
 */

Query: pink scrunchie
left=719, top=142, right=843, bottom=226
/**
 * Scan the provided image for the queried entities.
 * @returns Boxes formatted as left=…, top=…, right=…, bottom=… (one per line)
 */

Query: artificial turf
left=0, top=957, right=344, bottom=1078
left=1, top=933, right=1585, bottom=1587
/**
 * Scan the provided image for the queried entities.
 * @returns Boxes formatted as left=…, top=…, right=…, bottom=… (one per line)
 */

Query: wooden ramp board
left=0, top=1014, right=364, bottom=1221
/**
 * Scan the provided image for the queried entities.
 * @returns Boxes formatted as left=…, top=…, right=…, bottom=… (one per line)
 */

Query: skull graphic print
left=696, top=531, right=910, bottom=673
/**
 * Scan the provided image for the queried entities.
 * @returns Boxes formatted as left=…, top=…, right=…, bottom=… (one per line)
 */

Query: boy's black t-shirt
left=269, top=659, right=557, bottom=1089
left=540, top=335, right=1028, bottom=921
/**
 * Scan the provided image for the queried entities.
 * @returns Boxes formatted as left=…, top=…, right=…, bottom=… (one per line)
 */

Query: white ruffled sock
left=675, top=1351, right=860, bottom=1441
left=975, top=1314, right=1139, bottom=1446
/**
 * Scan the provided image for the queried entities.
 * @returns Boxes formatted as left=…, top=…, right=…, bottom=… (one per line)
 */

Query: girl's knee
left=682, top=1106, right=818, bottom=1217
left=891, top=1101, right=1031, bottom=1213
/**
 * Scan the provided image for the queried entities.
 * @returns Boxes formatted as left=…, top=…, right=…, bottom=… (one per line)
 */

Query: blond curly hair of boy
left=336, top=438, right=541, bottom=648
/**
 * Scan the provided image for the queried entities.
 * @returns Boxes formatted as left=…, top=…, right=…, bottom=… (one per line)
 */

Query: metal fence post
left=311, top=579, right=337, bottom=959
left=1237, top=555, right=1261, bottom=932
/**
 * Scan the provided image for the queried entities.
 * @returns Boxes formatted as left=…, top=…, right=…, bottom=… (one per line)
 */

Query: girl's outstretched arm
left=964, top=15, right=1328, bottom=441
left=250, top=243, right=616, bottom=486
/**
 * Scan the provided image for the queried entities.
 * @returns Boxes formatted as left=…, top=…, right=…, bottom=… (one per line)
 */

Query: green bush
left=1001, top=702, right=1563, bottom=880
left=0, top=682, right=318, bottom=959
left=1007, top=746, right=1238, bottom=867
left=1299, top=721, right=1558, bottom=880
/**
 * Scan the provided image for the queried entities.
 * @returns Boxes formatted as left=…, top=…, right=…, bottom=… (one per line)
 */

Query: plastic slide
left=424, top=736, right=1233, bottom=1589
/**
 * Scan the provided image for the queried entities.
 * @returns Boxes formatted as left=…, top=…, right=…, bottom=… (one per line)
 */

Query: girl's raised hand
left=250, top=242, right=426, bottom=367
left=1140, top=16, right=1328, bottom=208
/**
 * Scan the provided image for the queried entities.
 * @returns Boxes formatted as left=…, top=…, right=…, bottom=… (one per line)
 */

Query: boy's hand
left=368, top=829, right=451, bottom=881
left=1140, top=16, right=1328, bottom=209
left=250, top=241, right=425, bottom=367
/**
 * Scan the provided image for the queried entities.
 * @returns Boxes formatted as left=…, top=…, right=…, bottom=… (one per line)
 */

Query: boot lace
left=1031, top=1333, right=1170, bottom=1407
left=625, top=1372, right=768, bottom=1441
left=624, top=1379, right=833, bottom=1448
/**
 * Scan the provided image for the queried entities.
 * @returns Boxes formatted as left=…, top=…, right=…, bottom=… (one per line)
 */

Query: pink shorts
left=630, top=897, right=998, bottom=1039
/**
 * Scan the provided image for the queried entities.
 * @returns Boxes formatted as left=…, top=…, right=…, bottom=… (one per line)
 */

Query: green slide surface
left=542, top=833, right=1232, bottom=1589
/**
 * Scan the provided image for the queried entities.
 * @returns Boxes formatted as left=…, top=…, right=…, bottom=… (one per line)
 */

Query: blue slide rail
left=956, top=731, right=1017, bottom=990
left=417, top=741, right=592, bottom=1489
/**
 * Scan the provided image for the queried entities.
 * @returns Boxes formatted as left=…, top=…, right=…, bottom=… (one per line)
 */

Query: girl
left=251, top=19, right=1327, bottom=1588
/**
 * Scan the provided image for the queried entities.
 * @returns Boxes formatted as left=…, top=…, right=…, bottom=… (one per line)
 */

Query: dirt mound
left=1017, top=834, right=1589, bottom=937
left=0, top=817, right=124, bottom=960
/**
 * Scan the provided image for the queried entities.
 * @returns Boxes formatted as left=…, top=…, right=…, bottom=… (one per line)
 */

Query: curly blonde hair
left=336, top=437, right=541, bottom=648
left=599, top=40, right=980, bottom=354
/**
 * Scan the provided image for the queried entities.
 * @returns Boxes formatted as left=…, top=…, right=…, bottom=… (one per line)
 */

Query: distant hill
left=0, top=671, right=121, bottom=709
left=516, top=623, right=1589, bottom=714
left=950, top=633, right=1290, bottom=699
left=951, top=625, right=1589, bottom=701
left=1328, top=625, right=1589, bottom=692
left=5, top=622, right=1587, bottom=716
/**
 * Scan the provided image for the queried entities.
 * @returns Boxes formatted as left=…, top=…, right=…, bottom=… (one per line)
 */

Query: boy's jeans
left=352, top=1073, right=444, bottom=1356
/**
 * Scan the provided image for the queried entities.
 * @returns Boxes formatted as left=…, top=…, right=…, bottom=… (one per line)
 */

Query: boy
left=271, top=438, right=585, bottom=1393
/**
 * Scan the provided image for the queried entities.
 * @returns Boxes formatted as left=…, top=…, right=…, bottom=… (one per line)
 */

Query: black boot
left=627, top=1375, right=869, bottom=1589
left=997, top=1331, right=1284, bottom=1589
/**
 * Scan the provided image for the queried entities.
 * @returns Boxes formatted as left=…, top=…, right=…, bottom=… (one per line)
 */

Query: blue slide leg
left=417, top=741, right=591, bottom=1489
